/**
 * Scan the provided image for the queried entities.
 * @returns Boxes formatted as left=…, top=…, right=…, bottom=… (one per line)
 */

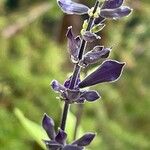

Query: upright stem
left=60, top=102, right=70, bottom=130
left=60, top=0, right=100, bottom=131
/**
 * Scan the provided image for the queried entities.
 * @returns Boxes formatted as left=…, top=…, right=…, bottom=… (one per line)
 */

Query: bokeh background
left=0, top=0, right=150, bottom=150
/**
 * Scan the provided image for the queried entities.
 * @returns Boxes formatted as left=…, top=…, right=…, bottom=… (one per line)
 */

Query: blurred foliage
left=0, top=0, right=149, bottom=150
left=14, top=108, right=48, bottom=149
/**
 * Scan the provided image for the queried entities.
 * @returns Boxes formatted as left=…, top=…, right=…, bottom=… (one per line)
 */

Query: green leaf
left=14, top=108, right=48, bottom=150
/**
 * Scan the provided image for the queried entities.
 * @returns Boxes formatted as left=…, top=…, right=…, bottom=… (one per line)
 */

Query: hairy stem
left=60, top=0, right=100, bottom=131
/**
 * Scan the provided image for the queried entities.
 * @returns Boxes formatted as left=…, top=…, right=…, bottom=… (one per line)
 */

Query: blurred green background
left=0, top=0, right=150, bottom=150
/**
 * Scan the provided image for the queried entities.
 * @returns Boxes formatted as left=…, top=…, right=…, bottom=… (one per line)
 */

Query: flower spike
left=41, top=0, right=133, bottom=149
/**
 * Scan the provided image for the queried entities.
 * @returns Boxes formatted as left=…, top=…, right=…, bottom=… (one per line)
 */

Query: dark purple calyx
left=42, top=114, right=56, bottom=140
left=79, top=60, right=125, bottom=88
left=72, top=132, right=96, bottom=146
left=55, top=129, right=67, bottom=145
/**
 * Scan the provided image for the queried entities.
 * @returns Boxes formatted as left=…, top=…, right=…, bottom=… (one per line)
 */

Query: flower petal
left=79, top=60, right=125, bottom=88
left=57, top=0, right=89, bottom=15
left=42, top=114, right=55, bottom=140
left=51, top=80, right=66, bottom=93
left=82, top=31, right=101, bottom=42
left=102, top=0, right=124, bottom=9
left=80, top=46, right=111, bottom=66
left=55, top=129, right=67, bottom=145
left=66, top=26, right=80, bottom=63
left=81, top=90, right=100, bottom=102
left=100, top=6, right=132, bottom=19
left=72, top=132, right=95, bottom=146
left=63, top=145, right=83, bottom=150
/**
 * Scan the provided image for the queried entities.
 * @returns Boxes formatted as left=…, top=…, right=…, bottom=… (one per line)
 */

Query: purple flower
left=51, top=80, right=66, bottom=93
left=42, top=114, right=56, bottom=140
left=42, top=114, right=95, bottom=150
left=79, top=60, right=125, bottom=88
left=57, top=0, right=89, bottom=15
left=66, top=26, right=81, bottom=63
left=72, top=132, right=96, bottom=146
left=82, top=31, right=101, bottom=42
left=80, top=90, right=101, bottom=102
left=100, top=6, right=132, bottom=19
left=55, top=129, right=67, bottom=145
left=51, top=76, right=100, bottom=104
left=80, top=46, right=111, bottom=67
left=95, top=0, right=132, bottom=23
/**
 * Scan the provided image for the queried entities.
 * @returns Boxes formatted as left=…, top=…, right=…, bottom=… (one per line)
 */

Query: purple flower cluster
left=41, top=0, right=132, bottom=149
left=42, top=114, right=95, bottom=150
left=58, top=0, right=132, bottom=19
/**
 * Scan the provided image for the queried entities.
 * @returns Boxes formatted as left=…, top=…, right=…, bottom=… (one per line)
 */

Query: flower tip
left=43, top=113, right=48, bottom=118
left=42, top=113, right=48, bottom=122
left=50, top=80, right=58, bottom=90
left=50, top=80, right=56, bottom=86
left=42, top=113, right=56, bottom=140
left=42, top=113, right=55, bottom=127
left=120, top=61, right=126, bottom=67
left=88, top=132, right=96, bottom=137
left=125, top=6, right=133, bottom=16
left=66, top=26, right=73, bottom=37
left=129, top=8, right=133, bottom=14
